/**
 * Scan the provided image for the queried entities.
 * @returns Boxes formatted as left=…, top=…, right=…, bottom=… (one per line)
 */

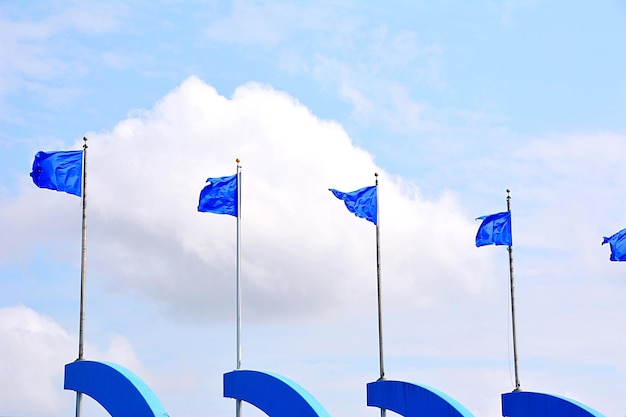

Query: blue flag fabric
left=329, top=185, right=377, bottom=225
left=30, top=150, right=83, bottom=197
left=602, top=228, right=626, bottom=261
left=475, top=211, right=512, bottom=247
left=198, top=174, right=238, bottom=216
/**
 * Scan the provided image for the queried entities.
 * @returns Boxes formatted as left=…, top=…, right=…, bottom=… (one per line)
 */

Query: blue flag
left=602, top=228, right=626, bottom=261
left=329, top=185, right=377, bottom=225
left=475, top=211, right=512, bottom=247
left=30, top=150, right=83, bottom=197
left=198, top=174, right=238, bottom=216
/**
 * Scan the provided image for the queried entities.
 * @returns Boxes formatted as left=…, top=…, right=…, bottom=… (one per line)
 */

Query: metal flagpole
left=506, top=189, right=521, bottom=391
left=235, top=159, right=242, bottom=417
left=374, top=173, right=386, bottom=417
left=375, top=172, right=385, bottom=379
left=75, top=137, right=88, bottom=417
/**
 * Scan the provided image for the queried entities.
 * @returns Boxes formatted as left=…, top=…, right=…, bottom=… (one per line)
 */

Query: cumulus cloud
left=0, top=305, right=148, bottom=416
left=47, top=76, right=491, bottom=322
left=0, top=77, right=501, bottom=416
left=0, top=305, right=72, bottom=414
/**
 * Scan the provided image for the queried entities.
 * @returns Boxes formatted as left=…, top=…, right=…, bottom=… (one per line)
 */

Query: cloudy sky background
left=1, top=1, right=625, bottom=416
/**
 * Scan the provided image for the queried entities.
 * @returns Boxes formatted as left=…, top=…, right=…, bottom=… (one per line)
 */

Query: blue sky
left=1, top=1, right=625, bottom=416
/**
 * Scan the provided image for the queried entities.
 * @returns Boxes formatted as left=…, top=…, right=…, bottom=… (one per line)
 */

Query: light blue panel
left=502, top=391, right=605, bottom=417
left=224, top=369, right=331, bottom=417
left=64, top=360, right=169, bottom=417
left=367, top=379, right=475, bottom=417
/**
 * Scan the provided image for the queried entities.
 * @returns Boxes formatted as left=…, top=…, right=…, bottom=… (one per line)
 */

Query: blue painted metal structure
left=502, top=391, right=605, bottom=417
left=367, top=379, right=475, bottom=417
left=60, top=359, right=608, bottom=417
left=64, top=360, right=169, bottom=417
left=224, top=369, right=331, bottom=417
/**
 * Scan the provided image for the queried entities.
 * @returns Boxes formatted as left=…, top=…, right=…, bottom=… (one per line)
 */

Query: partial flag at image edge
left=475, top=211, right=512, bottom=247
left=198, top=174, right=238, bottom=216
left=329, top=185, right=377, bottom=225
left=602, top=228, right=626, bottom=262
left=30, top=150, right=83, bottom=197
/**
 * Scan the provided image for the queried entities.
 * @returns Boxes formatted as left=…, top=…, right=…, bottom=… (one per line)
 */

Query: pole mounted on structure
left=506, top=189, right=521, bottom=392
left=236, top=158, right=243, bottom=417
left=375, top=172, right=384, bottom=381
left=75, top=136, right=88, bottom=417
left=374, top=173, right=386, bottom=417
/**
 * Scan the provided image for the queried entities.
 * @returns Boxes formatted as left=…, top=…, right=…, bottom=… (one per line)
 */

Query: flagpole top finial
left=375, top=172, right=378, bottom=177
left=83, top=136, right=88, bottom=149
left=506, top=189, right=512, bottom=210
left=236, top=158, right=240, bottom=164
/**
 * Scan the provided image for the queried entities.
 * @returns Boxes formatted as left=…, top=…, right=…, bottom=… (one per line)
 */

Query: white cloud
left=0, top=305, right=72, bottom=414
left=50, top=76, right=490, bottom=323
left=0, top=76, right=500, bottom=414
left=0, top=305, right=149, bottom=417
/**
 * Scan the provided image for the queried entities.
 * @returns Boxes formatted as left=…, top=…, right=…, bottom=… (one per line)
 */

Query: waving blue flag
left=602, top=228, right=626, bottom=261
left=329, top=185, right=377, bottom=225
left=475, top=211, right=512, bottom=247
left=30, top=150, right=83, bottom=197
left=198, top=174, right=238, bottom=216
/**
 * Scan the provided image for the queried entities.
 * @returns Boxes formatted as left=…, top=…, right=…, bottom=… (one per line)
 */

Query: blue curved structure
left=224, top=369, right=331, bottom=417
left=502, top=391, right=605, bottom=417
left=64, top=360, right=169, bottom=417
left=61, top=360, right=609, bottom=417
left=367, top=379, right=475, bottom=417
